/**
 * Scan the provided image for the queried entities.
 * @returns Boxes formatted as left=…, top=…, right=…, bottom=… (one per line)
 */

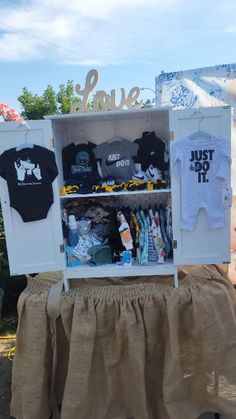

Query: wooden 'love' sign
left=70, top=69, right=142, bottom=113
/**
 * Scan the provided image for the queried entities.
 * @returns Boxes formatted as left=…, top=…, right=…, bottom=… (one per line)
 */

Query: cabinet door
left=169, top=106, right=231, bottom=265
left=0, top=120, right=65, bottom=275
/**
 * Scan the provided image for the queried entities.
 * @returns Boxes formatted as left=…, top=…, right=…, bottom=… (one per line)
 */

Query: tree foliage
left=17, top=80, right=154, bottom=120
left=57, top=81, right=78, bottom=114
left=17, top=81, right=78, bottom=120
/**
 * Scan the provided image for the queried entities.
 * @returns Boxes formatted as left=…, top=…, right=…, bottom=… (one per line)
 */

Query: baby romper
left=171, top=134, right=230, bottom=230
left=0, top=145, right=58, bottom=222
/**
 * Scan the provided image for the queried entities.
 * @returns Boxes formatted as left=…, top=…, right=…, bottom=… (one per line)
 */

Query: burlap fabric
left=11, top=266, right=236, bottom=419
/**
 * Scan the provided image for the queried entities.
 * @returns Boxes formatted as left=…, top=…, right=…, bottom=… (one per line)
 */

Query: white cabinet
left=0, top=106, right=231, bottom=284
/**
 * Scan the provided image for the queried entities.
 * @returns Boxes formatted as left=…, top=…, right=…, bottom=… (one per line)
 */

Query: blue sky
left=0, top=0, right=236, bottom=112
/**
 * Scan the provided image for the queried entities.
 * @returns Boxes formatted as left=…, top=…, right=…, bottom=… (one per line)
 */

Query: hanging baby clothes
left=149, top=208, right=164, bottom=264
left=146, top=214, right=158, bottom=263
left=159, top=207, right=171, bottom=259
left=117, top=210, right=133, bottom=251
left=130, top=211, right=140, bottom=250
left=140, top=210, right=149, bottom=265
left=0, top=145, right=58, bottom=222
left=94, top=138, right=138, bottom=181
left=134, top=131, right=169, bottom=174
left=166, top=204, right=173, bottom=243
left=62, top=142, right=99, bottom=187
left=154, top=209, right=165, bottom=262
left=135, top=210, right=144, bottom=264
left=171, top=134, right=230, bottom=230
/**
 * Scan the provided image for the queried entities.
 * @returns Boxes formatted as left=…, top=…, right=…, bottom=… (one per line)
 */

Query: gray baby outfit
left=94, top=138, right=138, bottom=181
left=171, top=134, right=230, bottom=230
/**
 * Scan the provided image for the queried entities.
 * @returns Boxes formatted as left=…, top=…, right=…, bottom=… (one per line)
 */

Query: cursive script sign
left=70, top=69, right=142, bottom=113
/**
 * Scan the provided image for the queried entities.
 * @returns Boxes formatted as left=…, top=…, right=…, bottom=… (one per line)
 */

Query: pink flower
left=0, top=102, right=25, bottom=123
left=0, top=102, right=9, bottom=117
left=6, top=108, right=24, bottom=122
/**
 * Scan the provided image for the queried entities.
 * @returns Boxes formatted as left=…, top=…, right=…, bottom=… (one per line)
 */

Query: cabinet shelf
left=64, top=259, right=175, bottom=279
left=60, top=188, right=171, bottom=199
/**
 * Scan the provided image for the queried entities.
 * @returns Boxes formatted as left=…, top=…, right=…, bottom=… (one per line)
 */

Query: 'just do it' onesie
left=171, top=134, right=230, bottom=230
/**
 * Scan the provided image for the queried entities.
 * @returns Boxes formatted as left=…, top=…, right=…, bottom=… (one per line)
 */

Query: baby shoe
left=132, top=163, right=149, bottom=181
left=146, top=164, right=162, bottom=180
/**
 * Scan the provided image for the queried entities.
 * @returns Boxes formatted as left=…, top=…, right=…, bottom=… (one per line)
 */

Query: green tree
left=18, top=85, right=56, bottom=120
left=42, top=85, right=58, bottom=116
left=135, top=98, right=155, bottom=109
left=17, top=81, right=78, bottom=120
left=57, top=80, right=78, bottom=114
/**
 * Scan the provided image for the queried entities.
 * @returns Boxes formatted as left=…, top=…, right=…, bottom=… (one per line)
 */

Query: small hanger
left=74, top=138, right=89, bottom=145
left=188, top=130, right=212, bottom=141
left=147, top=114, right=154, bottom=132
left=108, top=136, right=122, bottom=144
left=73, top=120, right=88, bottom=145
left=188, top=116, right=211, bottom=140
left=107, top=119, right=122, bottom=143
left=16, top=129, right=33, bottom=151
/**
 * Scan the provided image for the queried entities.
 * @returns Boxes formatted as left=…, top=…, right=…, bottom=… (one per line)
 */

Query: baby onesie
left=94, top=138, right=138, bottom=181
left=171, top=134, right=230, bottom=230
left=0, top=145, right=58, bottom=222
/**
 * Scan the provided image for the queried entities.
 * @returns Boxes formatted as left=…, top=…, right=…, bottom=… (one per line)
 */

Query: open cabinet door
left=0, top=120, right=65, bottom=275
left=169, top=106, right=231, bottom=266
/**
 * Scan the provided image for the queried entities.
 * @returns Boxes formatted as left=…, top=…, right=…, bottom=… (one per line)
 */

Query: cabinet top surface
left=44, top=106, right=171, bottom=122
left=43, top=105, right=231, bottom=123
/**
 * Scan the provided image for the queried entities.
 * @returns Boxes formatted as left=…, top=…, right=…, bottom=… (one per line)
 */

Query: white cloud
left=0, top=0, right=184, bottom=64
left=0, top=0, right=234, bottom=65
left=225, top=25, right=236, bottom=34
left=0, top=32, right=43, bottom=61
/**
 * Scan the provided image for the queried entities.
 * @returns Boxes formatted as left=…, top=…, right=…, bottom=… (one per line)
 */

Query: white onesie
left=171, top=134, right=230, bottom=230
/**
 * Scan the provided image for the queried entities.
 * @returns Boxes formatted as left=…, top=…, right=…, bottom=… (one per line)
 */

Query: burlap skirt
left=11, top=266, right=236, bottom=419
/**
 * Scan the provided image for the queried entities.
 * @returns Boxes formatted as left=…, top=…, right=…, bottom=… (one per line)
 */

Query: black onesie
left=0, top=145, right=58, bottom=222
left=134, top=131, right=169, bottom=172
